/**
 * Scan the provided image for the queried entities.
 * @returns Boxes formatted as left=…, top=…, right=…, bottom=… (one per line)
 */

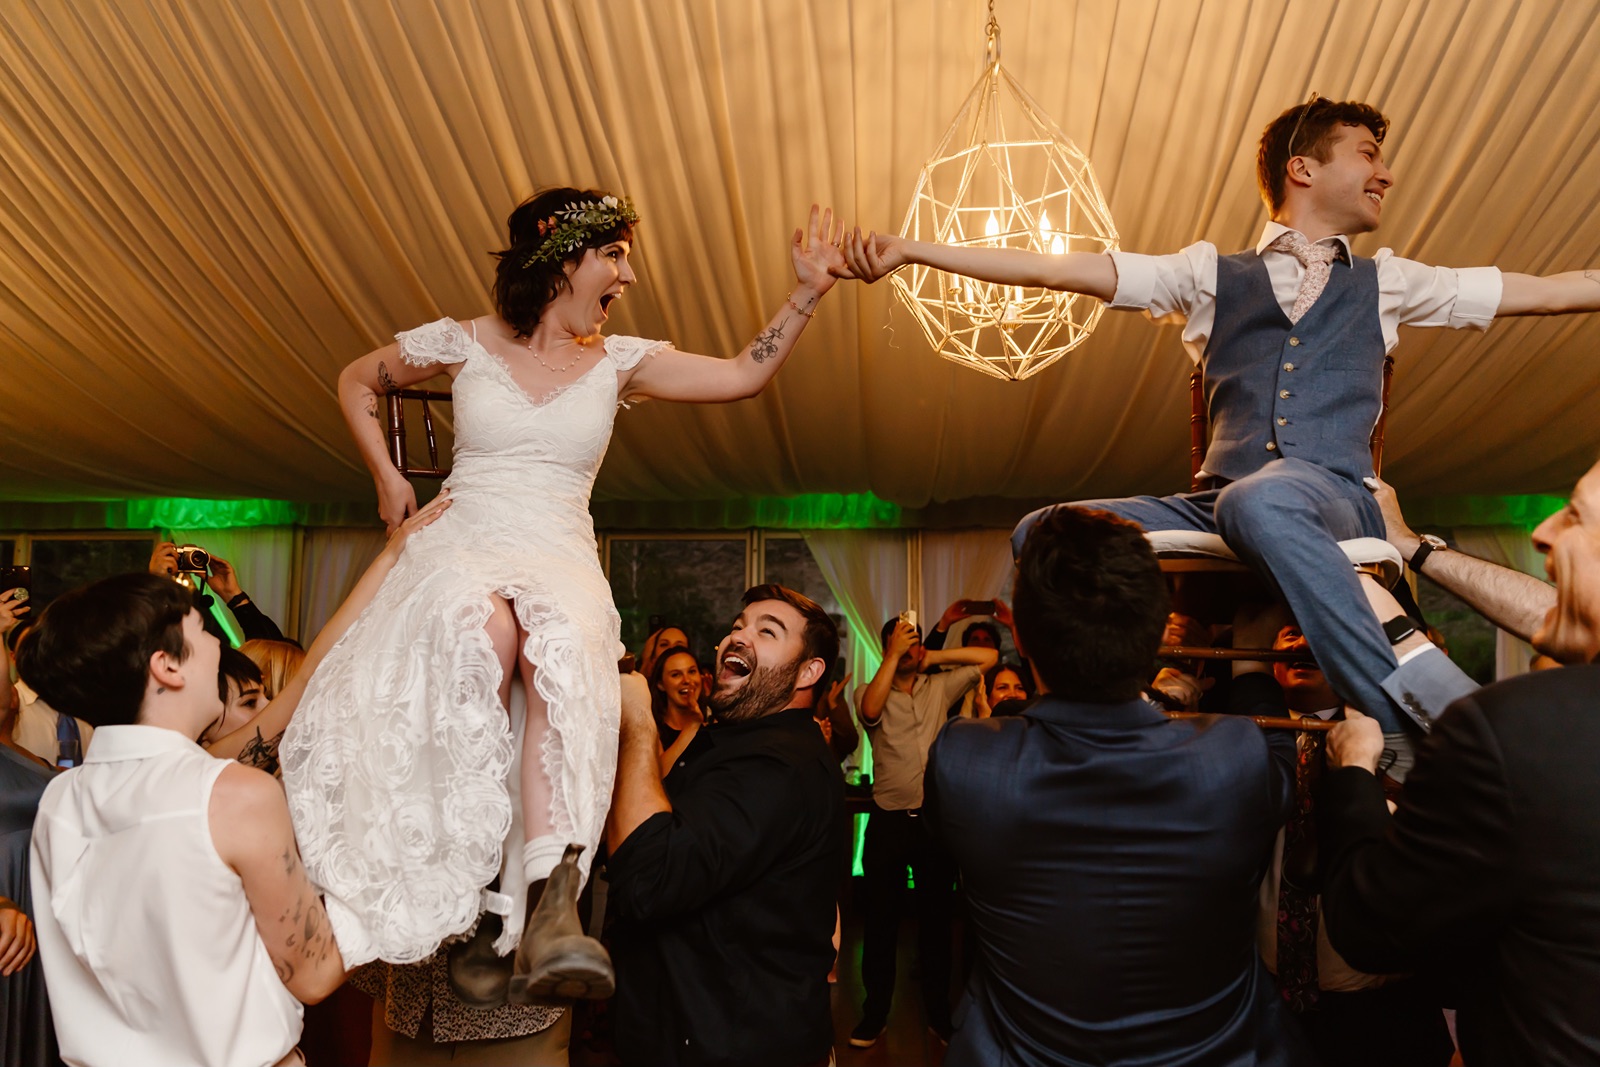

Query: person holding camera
left=149, top=542, right=287, bottom=643
left=850, top=614, right=997, bottom=1048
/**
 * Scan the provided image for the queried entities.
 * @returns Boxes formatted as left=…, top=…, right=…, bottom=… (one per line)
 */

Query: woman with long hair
left=647, top=647, right=705, bottom=777
left=280, top=189, right=850, bottom=1006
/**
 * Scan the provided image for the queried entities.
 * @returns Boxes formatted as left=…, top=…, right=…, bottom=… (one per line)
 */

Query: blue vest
left=1201, top=250, right=1386, bottom=483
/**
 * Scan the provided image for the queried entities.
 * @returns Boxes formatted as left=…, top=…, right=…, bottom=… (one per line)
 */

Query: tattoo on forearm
left=365, top=395, right=380, bottom=421
left=377, top=359, right=397, bottom=394
left=272, top=844, right=337, bottom=981
left=751, top=319, right=787, bottom=364
left=238, top=729, right=282, bottom=777
left=1586, top=270, right=1600, bottom=289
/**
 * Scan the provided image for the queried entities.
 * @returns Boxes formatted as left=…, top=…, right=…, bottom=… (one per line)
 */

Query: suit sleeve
left=1316, top=695, right=1516, bottom=974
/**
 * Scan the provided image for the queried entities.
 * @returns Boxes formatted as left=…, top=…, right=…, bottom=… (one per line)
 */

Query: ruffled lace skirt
left=281, top=500, right=621, bottom=967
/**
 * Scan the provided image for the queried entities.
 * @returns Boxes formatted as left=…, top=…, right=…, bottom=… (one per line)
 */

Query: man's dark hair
left=1012, top=506, right=1170, bottom=702
left=741, top=584, right=838, bottom=691
left=1257, top=97, right=1389, bottom=213
left=962, top=621, right=1001, bottom=648
left=15, top=572, right=196, bottom=727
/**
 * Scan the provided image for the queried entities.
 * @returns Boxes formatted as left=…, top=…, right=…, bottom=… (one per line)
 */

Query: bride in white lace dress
left=281, top=188, right=849, bottom=994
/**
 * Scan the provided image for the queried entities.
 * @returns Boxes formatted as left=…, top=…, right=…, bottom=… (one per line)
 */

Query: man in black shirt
left=606, top=583, right=847, bottom=1067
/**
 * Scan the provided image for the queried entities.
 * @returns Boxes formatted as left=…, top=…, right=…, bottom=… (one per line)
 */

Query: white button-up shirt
left=30, top=725, right=303, bottom=1067
left=1107, top=221, right=1504, bottom=361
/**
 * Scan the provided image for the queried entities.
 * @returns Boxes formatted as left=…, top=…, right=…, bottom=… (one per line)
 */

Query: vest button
left=1266, top=442, right=1278, bottom=451
left=1289, top=337, right=1301, bottom=346
left=1278, top=417, right=1288, bottom=426
left=1280, top=389, right=1291, bottom=399
left=1284, top=362, right=1295, bottom=372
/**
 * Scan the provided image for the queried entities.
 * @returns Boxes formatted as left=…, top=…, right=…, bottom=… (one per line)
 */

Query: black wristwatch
left=1409, top=533, right=1447, bottom=572
left=1382, top=615, right=1421, bottom=645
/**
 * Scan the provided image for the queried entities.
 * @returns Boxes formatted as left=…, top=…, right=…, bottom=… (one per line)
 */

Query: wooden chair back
left=386, top=389, right=452, bottom=479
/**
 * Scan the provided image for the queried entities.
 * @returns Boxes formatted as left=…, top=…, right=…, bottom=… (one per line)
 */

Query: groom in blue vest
left=846, top=96, right=1600, bottom=771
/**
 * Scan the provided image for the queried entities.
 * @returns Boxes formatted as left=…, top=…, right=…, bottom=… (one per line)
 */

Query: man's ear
left=1286, top=154, right=1315, bottom=191
left=796, top=657, right=826, bottom=691
left=149, top=647, right=186, bottom=692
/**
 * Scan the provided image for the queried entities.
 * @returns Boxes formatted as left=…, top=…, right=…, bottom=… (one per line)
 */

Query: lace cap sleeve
left=395, top=318, right=474, bottom=368
left=604, top=334, right=674, bottom=372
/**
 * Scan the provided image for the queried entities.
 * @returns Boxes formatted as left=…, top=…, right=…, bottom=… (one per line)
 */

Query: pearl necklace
left=524, top=333, right=589, bottom=373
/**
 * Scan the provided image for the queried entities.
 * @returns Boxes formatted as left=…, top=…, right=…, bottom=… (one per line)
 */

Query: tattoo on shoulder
left=377, top=359, right=397, bottom=394
left=238, top=729, right=283, bottom=777
left=751, top=320, right=786, bottom=364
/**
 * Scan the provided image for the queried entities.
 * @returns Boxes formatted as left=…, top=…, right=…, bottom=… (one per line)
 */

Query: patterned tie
left=1270, top=231, right=1339, bottom=324
left=1275, top=730, right=1324, bottom=1011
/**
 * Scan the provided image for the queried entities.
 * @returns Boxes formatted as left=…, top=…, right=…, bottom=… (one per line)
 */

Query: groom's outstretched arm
left=844, top=230, right=1118, bottom=300
left=1498, top=269, right=1600, bottom=316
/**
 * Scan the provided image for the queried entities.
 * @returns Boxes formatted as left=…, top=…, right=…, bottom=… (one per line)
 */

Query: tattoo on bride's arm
left=365, top=395, right=380, bottom=421
left=377, top=360, right=397, bottom=394
left=751, top=318, right=788, bottom=364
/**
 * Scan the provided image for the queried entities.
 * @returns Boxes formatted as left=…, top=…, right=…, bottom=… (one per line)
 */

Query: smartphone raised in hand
left=957, top=598, right=996, bottom=616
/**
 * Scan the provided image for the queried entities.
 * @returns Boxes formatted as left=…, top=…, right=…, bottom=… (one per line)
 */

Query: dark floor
left=830, top=903, right=949, bottom=1067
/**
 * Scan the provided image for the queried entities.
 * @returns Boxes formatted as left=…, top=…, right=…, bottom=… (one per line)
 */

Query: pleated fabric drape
left=3, top=1, right=1600, bottom=509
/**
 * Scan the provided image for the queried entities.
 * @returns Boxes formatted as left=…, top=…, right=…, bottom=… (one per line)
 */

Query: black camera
left=174, top=546, right=211, bottom=574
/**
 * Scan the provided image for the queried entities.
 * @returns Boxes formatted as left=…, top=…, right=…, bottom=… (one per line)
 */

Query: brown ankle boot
left=446, top=912, right=512, bottom=1009
left=506, top=844, right=614, bottom=1005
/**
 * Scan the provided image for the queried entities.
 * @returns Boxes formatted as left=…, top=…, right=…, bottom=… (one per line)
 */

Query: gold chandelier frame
left=891, top=6, right=1119, bottom=381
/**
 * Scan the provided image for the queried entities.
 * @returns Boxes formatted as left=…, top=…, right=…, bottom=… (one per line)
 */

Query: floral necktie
left=1270, top=231, right=1339, bottom=324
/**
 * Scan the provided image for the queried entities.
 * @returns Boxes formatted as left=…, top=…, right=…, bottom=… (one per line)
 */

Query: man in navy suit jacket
left=925, top=505, right=1310, bottom=1066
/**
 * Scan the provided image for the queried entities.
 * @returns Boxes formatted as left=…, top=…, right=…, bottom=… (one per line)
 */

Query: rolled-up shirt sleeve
left=1106, top=243, right=1216, bottom=321
left=1377, top=252, right=1503, bottom=333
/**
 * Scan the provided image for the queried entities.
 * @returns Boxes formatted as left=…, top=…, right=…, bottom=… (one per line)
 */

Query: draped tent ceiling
left=4, top=0, right=1600, bottom=521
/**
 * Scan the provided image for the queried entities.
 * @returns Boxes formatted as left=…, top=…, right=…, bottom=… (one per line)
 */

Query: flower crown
left=521, top=195, right=640, bottom=268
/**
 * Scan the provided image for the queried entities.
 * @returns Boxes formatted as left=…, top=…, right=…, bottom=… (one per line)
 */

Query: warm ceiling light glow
left=892, top=1, right=1119, bottom=381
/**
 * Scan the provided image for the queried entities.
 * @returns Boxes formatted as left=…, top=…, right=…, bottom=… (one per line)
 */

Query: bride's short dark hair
left=492, top=186, right=638, bottom=337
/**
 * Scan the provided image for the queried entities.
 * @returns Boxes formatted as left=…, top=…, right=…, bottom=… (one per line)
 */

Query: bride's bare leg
left=445, top=594, right=525, bottom=1008
left=516, top=653, right=557, bottom=856
left=507, top=638, right=614, bottom=1004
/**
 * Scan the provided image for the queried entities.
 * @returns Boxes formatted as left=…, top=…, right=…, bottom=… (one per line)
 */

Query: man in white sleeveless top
left=18, top=573, right=346, bottom=1067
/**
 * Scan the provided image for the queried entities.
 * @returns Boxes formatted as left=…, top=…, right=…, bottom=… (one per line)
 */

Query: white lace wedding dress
left=281, top=318, right=668, bottom=967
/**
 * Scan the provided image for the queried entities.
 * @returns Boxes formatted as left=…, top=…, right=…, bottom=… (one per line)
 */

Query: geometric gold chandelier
left=891, top=1, right=1119, bottom=381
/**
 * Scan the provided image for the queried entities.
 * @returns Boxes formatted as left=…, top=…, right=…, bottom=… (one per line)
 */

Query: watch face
left=1421, top=534, right=1447, bottom=549
left=1382, top=616, right=1420, bottom=644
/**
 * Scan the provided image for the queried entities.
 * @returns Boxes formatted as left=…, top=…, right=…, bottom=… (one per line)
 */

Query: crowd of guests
left=0, top=458, right=1597, bottom=1067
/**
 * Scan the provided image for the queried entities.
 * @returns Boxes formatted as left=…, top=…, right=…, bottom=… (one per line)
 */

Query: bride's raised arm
left=620, top=204, right=852, bottom=405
